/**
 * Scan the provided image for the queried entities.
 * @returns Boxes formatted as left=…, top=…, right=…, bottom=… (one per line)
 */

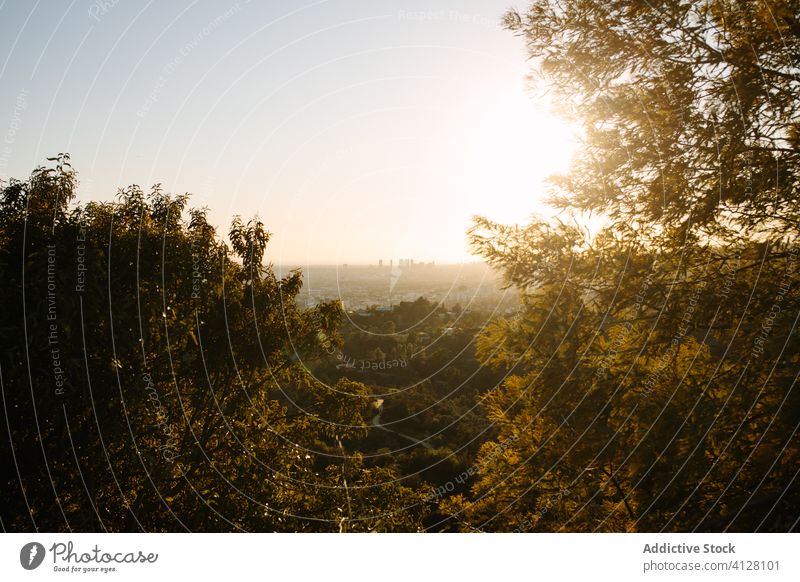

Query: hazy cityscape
left=280, top=261, right=518, bottom=313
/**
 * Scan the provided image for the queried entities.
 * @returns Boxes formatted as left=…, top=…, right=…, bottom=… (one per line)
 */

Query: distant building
left=379, top=259, right=383, bottom=267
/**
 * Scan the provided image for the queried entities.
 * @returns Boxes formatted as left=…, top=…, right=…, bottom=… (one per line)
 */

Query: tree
left=442, top=1, right=800, bottom=532
left=0, top=156, right=425, bottom=532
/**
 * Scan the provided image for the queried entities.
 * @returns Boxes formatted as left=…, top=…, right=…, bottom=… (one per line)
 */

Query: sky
left=0, top=0, right=577, bottom=264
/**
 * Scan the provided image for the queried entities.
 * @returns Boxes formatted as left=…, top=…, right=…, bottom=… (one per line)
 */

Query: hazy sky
left=0, top=0, right=576, bottom=264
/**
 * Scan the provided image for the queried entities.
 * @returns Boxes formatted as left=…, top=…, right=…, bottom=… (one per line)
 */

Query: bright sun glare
left=467, top=87, right=579, bottom=224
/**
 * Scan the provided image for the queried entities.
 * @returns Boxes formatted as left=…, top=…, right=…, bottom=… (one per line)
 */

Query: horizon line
left=273, top=260, right=488, bottom=267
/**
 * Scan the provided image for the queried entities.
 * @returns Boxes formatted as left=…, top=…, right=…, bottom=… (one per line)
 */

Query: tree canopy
left=443, top=0, right=800, bottom=532
left=0, top=155, right=423, bottom=532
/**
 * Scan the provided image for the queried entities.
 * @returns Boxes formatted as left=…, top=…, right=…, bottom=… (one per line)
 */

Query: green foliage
left=445, top=0, right=800, bottom=532
left=0, top=157, right=423, bottom=532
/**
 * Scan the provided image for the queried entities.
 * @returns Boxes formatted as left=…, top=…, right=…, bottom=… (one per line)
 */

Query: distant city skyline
left=0, top=0, right=577, bottom=263
left=275, top=258, right=478, bottom=270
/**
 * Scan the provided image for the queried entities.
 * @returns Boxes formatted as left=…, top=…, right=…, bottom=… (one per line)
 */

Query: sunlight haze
left=0, top=0, right=577, bottom=263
